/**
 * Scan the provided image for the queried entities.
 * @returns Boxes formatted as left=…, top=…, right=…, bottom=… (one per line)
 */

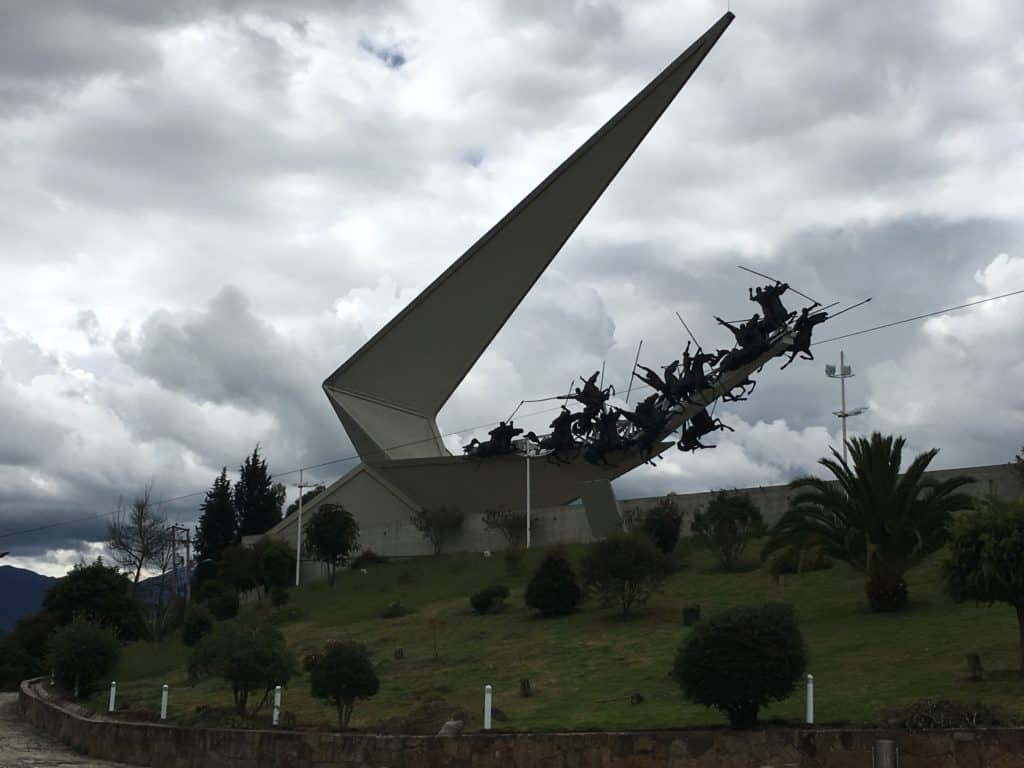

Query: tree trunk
left=1016, top=604, right=1024, bottom=674
left=328, top=563, right=336, bottom=587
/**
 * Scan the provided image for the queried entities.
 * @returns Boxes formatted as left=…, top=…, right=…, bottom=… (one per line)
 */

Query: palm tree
left=765, top=432, right=974, bottom=611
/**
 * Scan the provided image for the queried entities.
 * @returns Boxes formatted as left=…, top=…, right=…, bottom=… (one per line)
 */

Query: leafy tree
left=944, top=497, right=1024, bottom=671
left=286, top=484, right=325, bottom=516
left=196, top=468, right=237, bottom=561
left=673, top=604, right=806, bottom=728
left=107, top=485, right=168, bottom=588
left=692, top=491, right=764, bottom=571
left=9, top=610, right=58, bottom=661
left=182, top=605, right=214, bottom=647
left=304, top=504, right=360, bottom=586
left=46, top=616, right=120, bottom=697
left=235, top=446, right=283, bottom=537
left=581, top=534, right=674, bottom=616
left=765, top=432, right=974, bottom=612
left=189, top=623, right=296, bottom=716
left=42, top=558, right=148, bottom=640
left=409, top=505, right=464, bottom=556
left=308, top=641, right=380, bottom=730
left=218, top=545, right=261, bottom=594
left=641, top=494, right=685, bottom=554
left=525, top=553, right=582, bottom=617
left=0, top=636, right=43, bottom=691
left=481, top=505, right=535, bottom=547
left=195, top=580, right=239, bottom=620
left=254, top=537, right=296, bottom=592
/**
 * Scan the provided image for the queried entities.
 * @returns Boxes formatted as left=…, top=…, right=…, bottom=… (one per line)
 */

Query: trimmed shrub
left=381, top=602, right=412, bottom=619
left=581, top=534, right=674, bottom=616
left=641, top=495, right=684, bottom=554
left=270, top=585, right=291, bottom=607
left=189, top=624, right=296, bottom=716
left=304, top=504, right=361, bottom=586
left=673, top=604, right=806, bottom=728
left=196, top=580, right=240, bottom=620
left=182, top=605, right=215, bottom=647
left=43, top=558, right=148, bottom=640
left=309, top=641, right=380, bottom=730
left=525, top=553, right=582, bottom=617
left=46, top=616, right=119, bottom=697
left=470, top=585, right=510, bottom=615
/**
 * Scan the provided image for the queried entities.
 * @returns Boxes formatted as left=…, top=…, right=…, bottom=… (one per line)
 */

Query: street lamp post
left=524, top=439, right=533, bottom=549
left=825, top=350, right=868, bottom=464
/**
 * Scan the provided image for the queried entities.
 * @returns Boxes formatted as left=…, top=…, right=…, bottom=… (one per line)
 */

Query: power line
left=3, top=286, right=1023, bottom=543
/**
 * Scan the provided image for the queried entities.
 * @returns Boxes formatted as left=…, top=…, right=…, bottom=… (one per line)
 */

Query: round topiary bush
left=525, top=553, right=582, bottom=617
left=470, top=584, right=510, bottom=615
left=182, top=605, right=215, bottom=647
left=672, top=603, right=807, bottom=728
left=309, top=641, right=380, bottom=730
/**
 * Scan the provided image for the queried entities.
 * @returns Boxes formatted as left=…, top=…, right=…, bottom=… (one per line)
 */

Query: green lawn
left=92, top=541, right=1024, bottom=733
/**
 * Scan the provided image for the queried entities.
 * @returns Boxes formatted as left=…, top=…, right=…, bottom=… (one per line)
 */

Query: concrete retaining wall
left=18, top=679, right=1024, bottom=768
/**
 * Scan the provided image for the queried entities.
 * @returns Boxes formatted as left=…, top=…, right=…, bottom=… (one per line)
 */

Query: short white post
left=805, top=674, right=814, bottom=725
left=273, top=685, right=282, bottom=726
left=160, top=684, right=169, bottom=721
left=483, top=684, right=493, bottom=730
left=108, top=681, right=117, bottom=713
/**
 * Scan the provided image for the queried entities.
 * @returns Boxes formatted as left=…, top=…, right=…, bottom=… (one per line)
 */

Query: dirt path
left=0, top=693, right=137, bottom=767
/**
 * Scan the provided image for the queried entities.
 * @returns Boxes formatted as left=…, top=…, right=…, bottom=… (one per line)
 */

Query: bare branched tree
left=107, top=485, right=167, bottom=588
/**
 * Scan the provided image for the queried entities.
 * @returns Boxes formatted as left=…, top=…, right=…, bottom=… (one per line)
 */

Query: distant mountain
left=0, top=565, right=54, bottom=632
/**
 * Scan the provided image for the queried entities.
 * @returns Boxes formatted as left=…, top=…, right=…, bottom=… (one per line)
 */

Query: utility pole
left=168, top=526, right=178, bottom=598
left=295, top=469, right=316, bottom=587
left=168, top=524, right=192, bottom=604
left=825, top=350, right=868, bottom=464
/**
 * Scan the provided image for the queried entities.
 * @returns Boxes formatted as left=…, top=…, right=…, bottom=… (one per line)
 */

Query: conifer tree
left=235, top=446, right=284, bottom=537
left=195, top=468, right=237, bottom=561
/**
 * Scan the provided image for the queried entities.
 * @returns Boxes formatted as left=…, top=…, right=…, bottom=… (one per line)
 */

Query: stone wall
left=19, top=679, right=1024, bottom=768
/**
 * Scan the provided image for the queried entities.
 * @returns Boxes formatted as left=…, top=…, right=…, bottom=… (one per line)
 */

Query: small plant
left=189, top=624, right=296, bottom=716
left=381, top=602, right=413, bottom=619
left=427, top=617, right=447, bottom=659
left=470, top=585, right=510, bottom=615
left=896, top=699, right=1006, bottom=730
left=504, top=547, right=525, bottom=575
left=692, top=491, right=764, bottom=571
left=270, top=585, right=291, bottom=607
left=581, top=534, right=674, bottom=616
left=46, top=616, right=119, bottom=697
left=350, top=549, right=388, bottom=570
left=641, top=495, right=685, bottom=554
left=410, top=505, right=464, bottom=556
left=481, top=506, right=536, bottom=547
left=525, top=553, right=582, bottom=617
left=182, top=605, right=215, bottom=647
left=308, top=641, right=380, bottom=730
left=672, top=604, right=806, bottom=728
left=763, top=545, right=832, bottom=583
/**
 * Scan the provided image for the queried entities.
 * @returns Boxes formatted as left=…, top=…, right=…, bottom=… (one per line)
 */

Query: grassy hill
left=93, top=541, right=1024, bottom=733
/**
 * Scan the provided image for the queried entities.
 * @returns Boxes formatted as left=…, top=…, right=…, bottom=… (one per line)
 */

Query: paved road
left=0, top=693, right=136, bottom=768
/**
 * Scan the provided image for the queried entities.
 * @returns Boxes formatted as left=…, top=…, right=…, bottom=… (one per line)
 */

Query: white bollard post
left=160, top=684, right=169, bottom=721
left=108, top=681, right=117, bottom=713
left=273, top=685, right=282, bottom=726
left=483, top=684, right=493, bottom=730
left=805, top=674, right=814, bottom=725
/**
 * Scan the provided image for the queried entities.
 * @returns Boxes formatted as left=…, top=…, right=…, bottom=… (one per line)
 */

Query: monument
left=263, top=11, right=833, bottom=557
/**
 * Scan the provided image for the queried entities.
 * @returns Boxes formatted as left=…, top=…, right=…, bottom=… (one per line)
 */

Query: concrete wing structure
left=267, top=13, right=736, bottom=560
left=323, top=12, right=734, bottom=464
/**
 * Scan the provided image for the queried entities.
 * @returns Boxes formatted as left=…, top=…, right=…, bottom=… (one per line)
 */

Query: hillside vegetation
left=92, top=541, right=1024, bottom=732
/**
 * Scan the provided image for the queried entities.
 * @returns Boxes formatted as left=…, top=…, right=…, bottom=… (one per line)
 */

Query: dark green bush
left=470, top=584, right=510, bottom=615
left=692, top=491, right=765, bottom=571
left=196, top=580, right=240, bottom=620
left=309, top=641, right=380, bottom=730
left=46, top=616, right=120, bottom=697
left=254, top=538, right=296, bottom=592
left=270, top=585, right=291, bottom=607
left=672, top=604, right=806, bottom=728
left=218, top=545, right=262, bottom=594
left=381, top=602, right=412, bottom=619
left=580, top=534, right=674, bottom=616
left=0, top=637, right=43, bottom=691
left=525, top=553, right=581, bottom=617
left=43, top=558, right=147, bottom=640
left=189, top=624, right=296, bottom=716
left=641, top=496, right=684, bottom=554
left=182, top=606, right=215, bottom=647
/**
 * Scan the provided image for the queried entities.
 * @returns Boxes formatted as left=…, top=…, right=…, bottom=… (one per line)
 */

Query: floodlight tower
left=825, top=351, right=868, bottom=465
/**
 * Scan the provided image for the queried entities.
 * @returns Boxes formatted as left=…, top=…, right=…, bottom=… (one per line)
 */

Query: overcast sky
left=1, top=0, right=1022, bottom=576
